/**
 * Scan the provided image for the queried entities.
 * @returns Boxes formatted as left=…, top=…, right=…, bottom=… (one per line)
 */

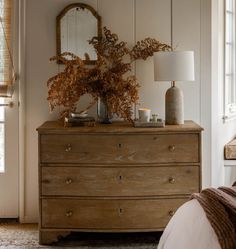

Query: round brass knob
left=168, top=177, right=175, bottom=184
left=168, top=145, right=175, bottom=152
left=65, top=144, right=72, bottom=152
left=65, top=178, right=73, bottom=185
left=65, top=211, right=73, bottom=217
left=169, top=210, right=175, bottom=217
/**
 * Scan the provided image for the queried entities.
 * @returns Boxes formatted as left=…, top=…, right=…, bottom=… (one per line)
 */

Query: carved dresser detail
left=37, top=121, right=203, bottom=244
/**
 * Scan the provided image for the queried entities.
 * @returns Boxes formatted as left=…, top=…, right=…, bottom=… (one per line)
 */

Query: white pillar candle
left=138, top=108, right=151, bottom=122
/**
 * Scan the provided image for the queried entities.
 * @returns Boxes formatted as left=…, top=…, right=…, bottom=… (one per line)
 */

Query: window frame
left=223, top=0, right=236, bottom=121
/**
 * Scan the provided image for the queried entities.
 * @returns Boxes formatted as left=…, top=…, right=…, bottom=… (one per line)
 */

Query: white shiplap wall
left=136, top=0, right=171, bottom=118
left=172, top=0, right=201, bottom=123
left=23, top=0, right=203, bottom=222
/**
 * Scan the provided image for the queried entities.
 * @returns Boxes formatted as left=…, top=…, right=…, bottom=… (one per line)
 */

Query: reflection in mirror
left=57, top=3, right=101, bottom=64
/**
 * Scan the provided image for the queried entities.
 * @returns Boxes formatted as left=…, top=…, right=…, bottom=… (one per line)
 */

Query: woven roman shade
left=0, top=0, right=15, bottom=98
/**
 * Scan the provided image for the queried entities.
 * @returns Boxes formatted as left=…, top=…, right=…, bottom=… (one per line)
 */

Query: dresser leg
left=39, top=230, right=70, bottom=245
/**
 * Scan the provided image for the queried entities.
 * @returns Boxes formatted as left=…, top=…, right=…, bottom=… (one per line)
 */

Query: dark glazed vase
left=97, top=97, right=112, bottom=124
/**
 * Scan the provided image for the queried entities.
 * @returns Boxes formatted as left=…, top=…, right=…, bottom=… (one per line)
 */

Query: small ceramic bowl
left=71, top=112, right=88, bottom=118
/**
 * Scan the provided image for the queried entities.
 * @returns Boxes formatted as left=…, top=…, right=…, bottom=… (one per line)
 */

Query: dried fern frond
left=130, top=38, right=172, bottom=61
left=47, top=27, right=172, bottom=121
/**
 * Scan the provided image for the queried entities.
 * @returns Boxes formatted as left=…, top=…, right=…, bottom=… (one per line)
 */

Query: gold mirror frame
left=56, top=3, right=102, bottom=64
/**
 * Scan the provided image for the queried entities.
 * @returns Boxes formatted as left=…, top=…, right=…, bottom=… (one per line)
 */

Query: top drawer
left=40, top=134, right=199, bottom=164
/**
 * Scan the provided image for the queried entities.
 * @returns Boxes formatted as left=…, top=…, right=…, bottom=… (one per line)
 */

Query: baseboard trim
left=0, top=218, right=19, bottom=223
left=21, top=216, right=38, bottom=223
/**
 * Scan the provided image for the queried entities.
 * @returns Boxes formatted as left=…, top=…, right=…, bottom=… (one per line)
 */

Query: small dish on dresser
left=71, top=112, right=88, bottom=118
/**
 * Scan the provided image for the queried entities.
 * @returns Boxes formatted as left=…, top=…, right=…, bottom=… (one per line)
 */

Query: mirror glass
left=57, top=4, right=101, bottom=64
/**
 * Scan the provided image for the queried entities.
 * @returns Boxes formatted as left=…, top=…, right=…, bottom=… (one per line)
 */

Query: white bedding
left=157, top=199, right=221, bottom=249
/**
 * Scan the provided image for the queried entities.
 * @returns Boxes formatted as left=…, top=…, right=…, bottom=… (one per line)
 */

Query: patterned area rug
left=0, top=224, right=161, bottom=249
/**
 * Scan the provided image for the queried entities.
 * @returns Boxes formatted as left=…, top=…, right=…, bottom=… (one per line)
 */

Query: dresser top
left=37, top=120, right=203, bottom=134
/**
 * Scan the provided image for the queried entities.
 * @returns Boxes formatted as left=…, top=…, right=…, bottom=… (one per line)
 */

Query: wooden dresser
left=37, top=120, right=203, bottom=244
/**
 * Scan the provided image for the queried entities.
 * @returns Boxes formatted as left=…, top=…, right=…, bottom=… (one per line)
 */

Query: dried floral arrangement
left=47, top=27, right=172, bottom=121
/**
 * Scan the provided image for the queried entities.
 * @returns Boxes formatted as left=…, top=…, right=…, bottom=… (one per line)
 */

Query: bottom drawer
left=42, top=198, right=186, bottom=230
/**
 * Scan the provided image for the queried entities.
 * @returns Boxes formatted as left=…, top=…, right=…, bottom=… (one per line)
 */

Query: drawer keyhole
left=119, top=175, right=122, bottom=181
left=65, top=144, right=72, bottom=152
left=118, top=208, right=123, bottom=216
left=65, top=178, right=73, bottom=185
left=168, top=145, right=175, bottom=152
left=118, top=143, right=122, bottom=148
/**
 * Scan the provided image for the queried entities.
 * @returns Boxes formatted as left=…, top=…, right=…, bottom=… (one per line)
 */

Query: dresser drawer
left=41, top=166, right=199, bottom=196
left=40, top=134, right=199, bottom=164
left=41, top=198, right=186, bottom=229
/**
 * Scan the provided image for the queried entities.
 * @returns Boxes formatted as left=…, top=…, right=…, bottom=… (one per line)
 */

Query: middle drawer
left=41, top=166, right=199, bottom=196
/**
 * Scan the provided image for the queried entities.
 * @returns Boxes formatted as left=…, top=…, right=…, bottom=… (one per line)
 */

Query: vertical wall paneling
left=211, top=0, right=221, bottom=187
left=98, top=0, right=135, bottom=76
left=135, top=0, right=171, bottom=119
left=98, top=0, right=135, bottom=48
left=200, top=0, right=212, bottom=188
left=172, top=0, right=201, bottom=123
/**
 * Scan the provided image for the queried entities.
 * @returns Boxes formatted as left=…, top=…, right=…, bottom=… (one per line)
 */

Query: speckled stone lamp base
left=165, top=86, right=184, bottom=125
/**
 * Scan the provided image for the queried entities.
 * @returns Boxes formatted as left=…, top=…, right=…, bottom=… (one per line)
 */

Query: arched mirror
left=56, top=3, right=102, bottom=64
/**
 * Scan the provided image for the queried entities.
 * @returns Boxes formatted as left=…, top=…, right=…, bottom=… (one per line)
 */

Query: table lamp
left=154, top=51, right=195, bottom=125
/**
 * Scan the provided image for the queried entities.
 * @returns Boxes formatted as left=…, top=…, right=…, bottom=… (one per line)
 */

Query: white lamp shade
left=154, top=51, right=195, bottom=81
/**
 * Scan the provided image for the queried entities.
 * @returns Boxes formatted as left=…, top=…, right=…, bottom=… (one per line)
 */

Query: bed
left=158, top=199, right=221, bottom=249
left=158, top=185, right=236, bottom=249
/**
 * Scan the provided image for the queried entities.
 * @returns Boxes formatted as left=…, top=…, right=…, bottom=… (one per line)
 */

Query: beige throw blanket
left=191, top=183, right=236, bottom=249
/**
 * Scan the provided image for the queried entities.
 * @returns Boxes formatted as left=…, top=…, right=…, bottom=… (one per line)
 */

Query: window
left=0, top=0, right=14, bottom=97
left=224, top=0, right=236, bottom=119
left=0, top=0, right=13, bottom=172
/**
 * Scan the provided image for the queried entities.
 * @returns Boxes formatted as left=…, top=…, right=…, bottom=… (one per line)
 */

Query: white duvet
left=157, top=199, right=221, bottom=249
